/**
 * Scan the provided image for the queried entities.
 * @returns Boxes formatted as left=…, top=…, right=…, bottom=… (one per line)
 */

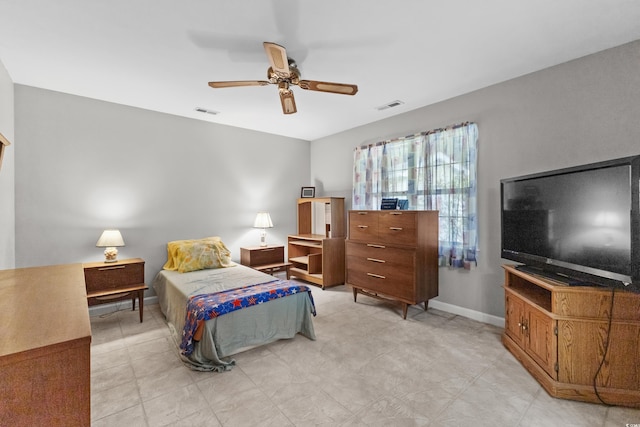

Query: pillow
left=163, top=237, right=234, bottom=273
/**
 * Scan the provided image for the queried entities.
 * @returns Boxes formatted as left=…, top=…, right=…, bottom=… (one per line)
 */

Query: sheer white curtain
left=352, top=123, right=478, bottom=268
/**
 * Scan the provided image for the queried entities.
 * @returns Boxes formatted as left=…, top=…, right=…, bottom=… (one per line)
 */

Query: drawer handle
left=367, top=273, right=386, bottom=279
left=367, top=244, right=386, bottom=249
left=98, top=265, right=126, bottom=271
left=357, top=225, right=369, bottom=229
left=389, top=227, right=403, bottom=231
left=259, top=248, right=275, bottom=252
left=95, top=292, right=131, bottom=300
left=357, top=212, right=368, bottom=215
left=389, top=212, right=403, bottom=215
left=366, top=258, right=385, bottom=263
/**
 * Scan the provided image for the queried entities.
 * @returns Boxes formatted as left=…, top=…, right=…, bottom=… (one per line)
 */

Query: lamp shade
left=96, top=229, right=125, bottom=247
left=253, top=212, right=273, bottom=229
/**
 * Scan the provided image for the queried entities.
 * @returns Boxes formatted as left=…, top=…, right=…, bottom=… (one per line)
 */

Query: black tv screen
left=500, top=155, right=640, bottom=291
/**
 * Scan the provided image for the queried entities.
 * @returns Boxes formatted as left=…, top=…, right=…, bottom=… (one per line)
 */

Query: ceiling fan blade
left=279, top=89, right=297, bottom=114
left=208, top=80, right=270, bottom=88
left=263, top=42, right=290, bottom=77
left=298, top=80, right=358, bottom=95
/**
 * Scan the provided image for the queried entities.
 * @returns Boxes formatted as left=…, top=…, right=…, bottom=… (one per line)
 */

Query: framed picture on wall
left=301, top=187, right=315, bottom=198
left=0, top=132, right=10, bottom=172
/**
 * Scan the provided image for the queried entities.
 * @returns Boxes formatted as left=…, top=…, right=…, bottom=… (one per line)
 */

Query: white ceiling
left=1, top=1, right=640, bottom=141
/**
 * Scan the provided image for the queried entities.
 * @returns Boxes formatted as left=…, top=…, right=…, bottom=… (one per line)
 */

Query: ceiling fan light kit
left=208, top=42, right=358, bottom=114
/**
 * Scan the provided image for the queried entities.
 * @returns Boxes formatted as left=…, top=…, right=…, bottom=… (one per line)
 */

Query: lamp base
left=104, top=247, right=119, bottom=263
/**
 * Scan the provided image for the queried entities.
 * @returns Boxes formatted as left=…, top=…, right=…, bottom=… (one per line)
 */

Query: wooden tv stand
left=502, top=264, right=640, bottom=407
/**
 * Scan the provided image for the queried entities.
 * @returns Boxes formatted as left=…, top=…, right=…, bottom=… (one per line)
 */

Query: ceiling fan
left=208, top=42, right=358, bottom=114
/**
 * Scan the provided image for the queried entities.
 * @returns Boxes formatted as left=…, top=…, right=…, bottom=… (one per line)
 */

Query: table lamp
left=253, top=212, right=273, bottom=247
left=96, top=229, right=125, bottom=262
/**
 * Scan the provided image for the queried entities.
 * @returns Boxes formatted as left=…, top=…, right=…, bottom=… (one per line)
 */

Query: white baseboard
left=429, top=299, right=505, bottom=328
left=88, top=296, right=159, bottom=317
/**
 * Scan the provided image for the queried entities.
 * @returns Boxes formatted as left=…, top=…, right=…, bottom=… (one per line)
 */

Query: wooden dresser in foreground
left=346, top=210, right=439, bottom=318
left=502, top=264, right=640, bottom=407
left=0, top=263, right=91, bottom=426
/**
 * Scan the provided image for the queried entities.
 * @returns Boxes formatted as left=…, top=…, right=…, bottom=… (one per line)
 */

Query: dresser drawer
left=347, top=262, right=414, bottom=300
left=346, top=256, right=414, bottom=283
left=379, top=211, right=417, bottom=246
left=346, top=241, right=414, bottom=267
left=84, top=261, right=144, bottom=293
left=348, top=211, right=379, bottom=241
left=241, top=246, right=284, bottom=266
left=346, top=242, right=415, bottom=300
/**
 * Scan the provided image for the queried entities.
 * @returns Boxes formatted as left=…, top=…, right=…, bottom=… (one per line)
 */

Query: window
left=352, top=122, right=478, bottom=268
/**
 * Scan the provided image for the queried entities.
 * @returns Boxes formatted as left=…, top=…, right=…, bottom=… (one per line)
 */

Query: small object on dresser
left=380, top=198, right=398, bottom=210
left=301, top=186, right=315, bottom=198
left=253, top=212, right=274, bottom=247
left=95, top=229, right=125, bottom=262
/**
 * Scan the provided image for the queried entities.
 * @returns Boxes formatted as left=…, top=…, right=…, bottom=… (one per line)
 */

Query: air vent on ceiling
left=195, top=107, right=219, bottom=115
left=376, top=100, right=404, bottom=111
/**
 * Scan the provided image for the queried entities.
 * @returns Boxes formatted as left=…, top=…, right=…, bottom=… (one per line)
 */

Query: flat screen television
left=500, top=155, right=640, bottom=292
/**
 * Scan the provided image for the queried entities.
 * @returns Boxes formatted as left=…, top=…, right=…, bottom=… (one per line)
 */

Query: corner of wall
left=0, top=58, right=15, bottom=269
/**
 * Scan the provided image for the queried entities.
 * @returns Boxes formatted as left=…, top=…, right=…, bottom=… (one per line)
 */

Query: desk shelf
left=287, top=197, right=345, bottom=289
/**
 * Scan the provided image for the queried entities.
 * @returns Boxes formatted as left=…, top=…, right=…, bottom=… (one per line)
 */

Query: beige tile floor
left=90, top=280, right=640, bottom=426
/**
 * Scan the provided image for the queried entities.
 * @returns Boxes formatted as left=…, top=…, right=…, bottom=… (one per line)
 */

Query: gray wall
left=0, top=59, right=15, bottom=269
left=311, top=40, right=640, bottom=320
left=14, top=86, right=310, bottom=288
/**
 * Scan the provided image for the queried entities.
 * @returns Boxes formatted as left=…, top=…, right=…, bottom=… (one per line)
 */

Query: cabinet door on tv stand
left=505, top=291, right=526, bottom=348
left=527, top=307, right=557, bottom=380
left=557, top=319, right=640, bottom=390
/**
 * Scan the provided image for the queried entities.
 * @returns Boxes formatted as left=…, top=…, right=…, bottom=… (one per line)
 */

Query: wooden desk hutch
left=287, top=197, right=346, bottom=289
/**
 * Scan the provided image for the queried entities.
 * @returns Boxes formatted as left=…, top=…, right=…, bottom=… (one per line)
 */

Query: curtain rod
left=358, top=121, right=474, bottom=149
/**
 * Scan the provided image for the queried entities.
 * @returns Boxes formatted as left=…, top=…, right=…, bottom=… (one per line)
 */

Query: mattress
left=152, top=263, right=316, bottom=371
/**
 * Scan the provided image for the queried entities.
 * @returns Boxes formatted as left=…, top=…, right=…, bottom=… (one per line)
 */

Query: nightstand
left=83, top=258, right=148, bottom=322
left=240, top=245, right=291, bottom=279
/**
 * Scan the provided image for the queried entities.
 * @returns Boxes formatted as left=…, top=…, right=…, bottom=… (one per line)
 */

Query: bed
left=152, top=237, right=317, bottom=371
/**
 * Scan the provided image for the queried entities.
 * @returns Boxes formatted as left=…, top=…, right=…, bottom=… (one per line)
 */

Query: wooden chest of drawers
left=83, top=258, right=147, bottom=322
left=346, top=210, right=439, bottom=318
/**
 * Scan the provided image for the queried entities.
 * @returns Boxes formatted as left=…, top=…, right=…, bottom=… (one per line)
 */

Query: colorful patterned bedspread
left=180, top=280, right=316, bottom=356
